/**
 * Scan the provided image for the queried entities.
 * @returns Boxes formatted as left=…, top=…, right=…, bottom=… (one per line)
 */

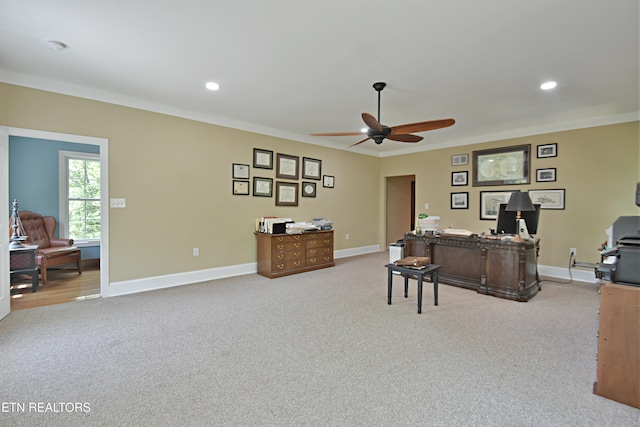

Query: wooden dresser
left=256, top=230, right=334, bottom=278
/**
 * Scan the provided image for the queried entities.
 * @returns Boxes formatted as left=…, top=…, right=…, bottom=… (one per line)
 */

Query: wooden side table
left=10, top=245, right=39, bottom=292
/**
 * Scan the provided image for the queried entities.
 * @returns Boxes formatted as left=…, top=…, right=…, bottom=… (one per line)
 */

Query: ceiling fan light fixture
left=205, top=81, right=220, bottom=91
left=540, top=81, right=557, bottom=90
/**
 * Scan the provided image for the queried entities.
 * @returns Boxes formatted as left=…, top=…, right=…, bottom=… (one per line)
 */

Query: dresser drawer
left=306, top=246, right=332, bottom=258
left=306, top=237, right=333, bottom=248
left=306, top=254, right=333, bottom=266
left=272, top=234, right=304, bottom=243
left=272, top=259, right=305, bottom=272
left=272, top=240, right=304, bottom=252
left=272, top=250, right=304, bottom=262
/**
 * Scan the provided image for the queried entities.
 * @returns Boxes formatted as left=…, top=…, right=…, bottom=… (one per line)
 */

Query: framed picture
left=323, top=175, right=335, bottom=188
left=472, top=145, right=530, bottom=186
left=537, top=143, right=557, bottom=158
left=232, top=180, right=249, bottom=195
left=451, top=171, right=468, bottom=186
left=276, top=153, right=299, bottom=180
left=451, top=192, right=469, bottom=209
left=253, top=177, right=273, bottom=197
left=528, top=189, right=565, bottom=209
left=302, top=157, right=322, bottom=180
left=479, top=190, right=517, bottom=220
left=302, top=181, right=317, bottom=197
left=275, top=181, right=299, bottom=206
left=451, top=154, right=469, bottom=166
left=253, top=148, right=273, bottom=169
left=232, top=163, right=250, bottom=180
left=536, top=168, right=556, bottom=182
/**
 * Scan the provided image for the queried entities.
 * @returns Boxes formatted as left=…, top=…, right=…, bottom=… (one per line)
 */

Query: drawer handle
left=276, top=237, right=284, bottom=242
left=324, top=239, right=331, bottom=244
left=309, top=241, right=317, bottom=246
left=276, top=264, right=285, bottom=270
left=309, top=258, right=316, bottom=263
left=276, top=244, right=284, bottom=250
left=293, top=261, right=301, bottom=267
left=294, top=243, right=301, bottom=248
left=309, top=249, right=317, bottom=255
left=276, top=254, right=284, bottom=260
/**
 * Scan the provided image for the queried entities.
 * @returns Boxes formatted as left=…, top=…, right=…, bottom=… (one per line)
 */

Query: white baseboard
left=538, top=264, right=598, bottom=284
left=105, top=244, right=381, bottom=297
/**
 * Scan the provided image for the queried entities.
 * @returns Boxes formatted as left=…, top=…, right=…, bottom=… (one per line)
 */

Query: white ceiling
left=1, top=0, right=638, bottom=157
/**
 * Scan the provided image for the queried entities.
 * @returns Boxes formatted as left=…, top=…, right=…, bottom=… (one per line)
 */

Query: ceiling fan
left=311, top=82, right=455, bottom=147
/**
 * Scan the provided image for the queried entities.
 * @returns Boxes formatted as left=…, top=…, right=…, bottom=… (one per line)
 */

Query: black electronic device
left=495, top=203, right=541, bottom=235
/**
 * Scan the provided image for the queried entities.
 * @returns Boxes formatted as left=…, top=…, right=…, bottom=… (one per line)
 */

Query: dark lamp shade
left=505, top=191, right=535, bottom=212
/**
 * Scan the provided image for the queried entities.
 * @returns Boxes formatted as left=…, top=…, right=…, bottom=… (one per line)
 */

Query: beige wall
left=1, top=84, right=381, bottom=282
left=2, top=83, right=638, bottom=283
left=380, top=121, right=640, bottom=267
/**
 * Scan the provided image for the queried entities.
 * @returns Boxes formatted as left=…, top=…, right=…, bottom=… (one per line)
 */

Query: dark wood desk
left=386, top=263, right=441, bottom=314
left=10, top=245, right=39, bottom=292
left=404, top=233, right=539, bottom=302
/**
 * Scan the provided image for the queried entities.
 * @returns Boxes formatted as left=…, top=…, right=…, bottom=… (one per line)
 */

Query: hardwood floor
left=10, top=266, right=101, bottom=311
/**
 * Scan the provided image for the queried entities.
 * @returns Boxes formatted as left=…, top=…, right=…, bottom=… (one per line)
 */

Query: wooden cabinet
left=593, top=283, right=640, bottom=409
left=404, top=233, right=539, bottom=301
left=257, top=230, right=334, bottom=278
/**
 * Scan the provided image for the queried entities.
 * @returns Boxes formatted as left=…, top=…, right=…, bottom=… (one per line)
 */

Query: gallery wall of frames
left=449, top=142, right=565, bottom=220
left=232, top=148, right=335, bottom=207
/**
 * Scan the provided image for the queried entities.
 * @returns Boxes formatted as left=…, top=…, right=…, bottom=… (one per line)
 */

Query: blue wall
left=9, top=136, right=101, bottom=259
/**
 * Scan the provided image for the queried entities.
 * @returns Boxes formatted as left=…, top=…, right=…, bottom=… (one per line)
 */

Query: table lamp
left=505, top=191, right=535, bottom=243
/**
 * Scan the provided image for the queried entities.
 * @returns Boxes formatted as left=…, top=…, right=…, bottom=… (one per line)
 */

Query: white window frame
left=59, top=150, right=101, bottom=247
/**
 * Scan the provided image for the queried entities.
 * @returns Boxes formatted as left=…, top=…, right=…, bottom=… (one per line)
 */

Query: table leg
left=404, top=274, right=409, bottom=298
left=387, top=267, right=393, bottom=305
left=417, top=274, right=423, bottom=314
left=433, top=270, right=439, bottom=306
left=31, top=270, right=39, bottom=293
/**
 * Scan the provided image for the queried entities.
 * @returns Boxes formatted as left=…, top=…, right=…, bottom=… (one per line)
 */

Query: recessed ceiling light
left=540, top=81, right=557, bottom=90
left=205, top=82, right=220, bottom=91
left=45, top=40, right=67, bottom=51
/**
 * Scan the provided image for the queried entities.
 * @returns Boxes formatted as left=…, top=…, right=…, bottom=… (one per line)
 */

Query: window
left=59, top=151, right=100, bottom=242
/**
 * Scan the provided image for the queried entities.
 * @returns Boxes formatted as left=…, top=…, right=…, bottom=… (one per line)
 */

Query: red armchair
left=14, top=211, right=82, bottom=284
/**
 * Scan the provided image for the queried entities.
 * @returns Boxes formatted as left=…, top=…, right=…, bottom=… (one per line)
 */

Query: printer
left=601, top=216, right=640, bottom=286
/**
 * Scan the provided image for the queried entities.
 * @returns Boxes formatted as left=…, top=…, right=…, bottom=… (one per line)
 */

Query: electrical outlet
left=193, top=248, right=199, bottom=256
left=569, top=247, right=576, bottom=257
left=345, top=233, right=350, bottom=240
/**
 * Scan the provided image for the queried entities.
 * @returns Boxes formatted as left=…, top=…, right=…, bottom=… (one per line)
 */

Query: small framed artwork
left=302, top=157, right=322, bottom=180
left=451, top=154, right=469, bottom=166
left=323, top=175, right=335, bottom=188
left=232, top=163, right=250, bottom=180
left=276, top=153, right=299, bottom=180
left=253, top=177, right=273, bottom=197
left=275, top=181, right=299, bottom=206
left=537, top=143, right=557, bottom=158
left=528, top=189, right=565, bottom=209
left=536, top=168, right=556, bottom=182
left=479, top=190, right=516, bottom=220
left=451, top=192, right=469, bottom=209
left=473, top=144, right=530, bottom=186
left=451, top=171, right=468, bottom=186
left=232, top=180, right=249, bottom=195
left=302, top=181, right=317, bottom=197
left=253, top=148, right=273, bottom=169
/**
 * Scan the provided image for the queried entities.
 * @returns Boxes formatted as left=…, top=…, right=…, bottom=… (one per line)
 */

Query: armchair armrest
left=50, top=238, right=74, bottom=247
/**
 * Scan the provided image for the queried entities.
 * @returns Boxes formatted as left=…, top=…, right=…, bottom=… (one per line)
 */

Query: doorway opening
left=385, top=175, right=415, bottom=249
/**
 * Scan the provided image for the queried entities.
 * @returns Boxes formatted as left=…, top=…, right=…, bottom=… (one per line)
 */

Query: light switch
left=110, top=198, right=126, bottom=208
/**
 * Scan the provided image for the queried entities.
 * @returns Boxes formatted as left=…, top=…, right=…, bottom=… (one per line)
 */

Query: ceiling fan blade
left=361, top=112, right=383, bottom=132
left=349, top=136, right=371, bottom=147
left=390, top=118, right=455, bottom=135
left=387, top=134, right=423, bottom=143
left=311, top=132, right=364, bottom=136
